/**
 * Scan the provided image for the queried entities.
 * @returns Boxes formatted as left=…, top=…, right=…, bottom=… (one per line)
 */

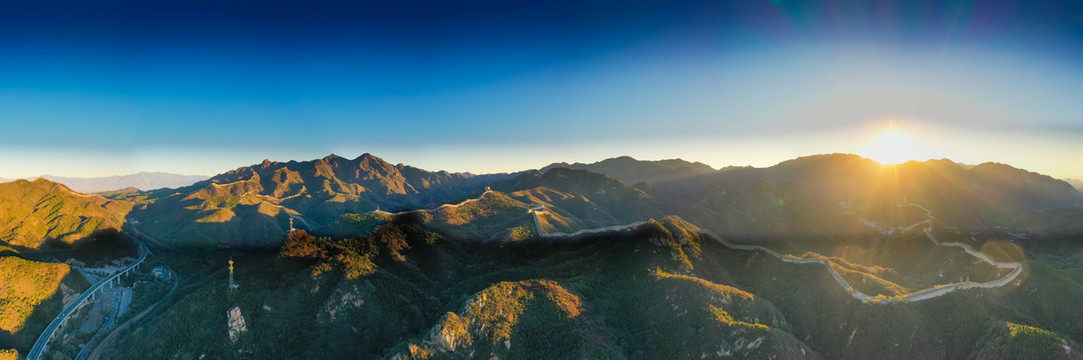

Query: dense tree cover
left=0, top=255, right=89, bottom=353
left=282, top=215, right=443, bottom=279
left=49, top=213, right=1083, bottom=360
left=970, top=322, right=1082, bottom=359
left=101, top=217, right=825, bottom=359
left=318, top=212, right=391, bottom=239
left=316, top=191, right=536, bottom=243
left=0, top=256, right=71, bottom=333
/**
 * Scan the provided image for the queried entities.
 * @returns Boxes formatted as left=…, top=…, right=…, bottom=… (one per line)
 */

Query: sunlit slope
left=496, top=167, right=669, bottom=232
left=121, top=154, right=513, bottom=246
left=0, top=255, right=90, bottom=353
left=0, top=179, right=132, bottom=249
left=424, top=191, right=536, bottom=242
left=315, top=191, right=535, bottom=242
left=394, top=280, right=621, bottom=359
left=972, top=322, right=1083, bottom=359
left=319, top=168, right=673, bottom=241
left=121, top=176, right=296, bottom=246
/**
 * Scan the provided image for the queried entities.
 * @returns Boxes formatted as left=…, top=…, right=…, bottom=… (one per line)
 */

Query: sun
left=862, top=127, right=917, bottom=164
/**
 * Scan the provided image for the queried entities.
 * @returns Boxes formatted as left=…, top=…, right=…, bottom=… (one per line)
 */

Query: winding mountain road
left=85, top=268, right=180, bottom=360
left=27, top=240, right=149, bottom=360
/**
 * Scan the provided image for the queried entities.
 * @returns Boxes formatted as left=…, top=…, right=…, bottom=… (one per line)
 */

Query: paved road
left=125, top=219, right=173, bottom=250
left=86, top=268, right=180, bottom=360
left=27, top=241, right=149, bottom=360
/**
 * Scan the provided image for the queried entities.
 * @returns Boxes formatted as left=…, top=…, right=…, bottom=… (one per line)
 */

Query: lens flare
left=863, top=127, right=917, bottom=164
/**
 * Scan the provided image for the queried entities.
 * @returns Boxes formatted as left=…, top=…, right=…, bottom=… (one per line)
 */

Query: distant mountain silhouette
left=0, top=172, right=207, bottom=193
left=1065, top=178, right=1083, bottom=191
left=542, top=156, right=715, bottom=188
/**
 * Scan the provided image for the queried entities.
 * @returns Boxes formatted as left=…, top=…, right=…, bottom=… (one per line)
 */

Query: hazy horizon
left=2, top=150, right=1081, bottom=184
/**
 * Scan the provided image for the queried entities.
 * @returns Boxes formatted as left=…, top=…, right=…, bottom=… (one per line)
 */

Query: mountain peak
left=541, top=155, right=716, bottom=186
left=609, top=155, right=638, bottom=162
left=355, top=153, right=384, bottom=162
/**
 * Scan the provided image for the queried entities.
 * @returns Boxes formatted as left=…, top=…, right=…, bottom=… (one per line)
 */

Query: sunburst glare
left=862, top=127, right=918, bottom=164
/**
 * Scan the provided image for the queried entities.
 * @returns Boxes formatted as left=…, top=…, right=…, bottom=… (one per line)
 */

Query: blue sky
left=2, top=0, right=1082, bottom=179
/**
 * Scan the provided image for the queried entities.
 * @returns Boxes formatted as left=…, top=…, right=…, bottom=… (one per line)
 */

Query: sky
left=1, top=0, right=1082, bottom=179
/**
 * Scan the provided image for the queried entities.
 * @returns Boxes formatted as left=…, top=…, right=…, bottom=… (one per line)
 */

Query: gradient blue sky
left=2, top=0, right=1082, bottom=179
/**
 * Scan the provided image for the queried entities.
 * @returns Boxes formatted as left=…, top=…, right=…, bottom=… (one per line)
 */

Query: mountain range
left=2, top=152, right=1075, bottom=249
left=2, top=153, right=1082, bottom=359
left=0, top=172, right=208, bottom=193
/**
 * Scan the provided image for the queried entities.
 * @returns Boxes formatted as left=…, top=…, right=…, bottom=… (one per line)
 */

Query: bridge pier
left=28, top=240, right=150, bottom=360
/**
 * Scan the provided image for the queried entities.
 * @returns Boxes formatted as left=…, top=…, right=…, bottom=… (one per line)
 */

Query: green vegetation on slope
left=395, top=280, right=618, bottom=360
left=315, top=191, right=535, bottom=242
left=425, top=191, right=535, bottom=242
left=0, top=179, right=131, bottom=249
left=318, top=212, right=392, bottom=239
left=102, top=216, right=817, bottom=359
left=971, top=322, right=1082, bottom=360
left=124, top=154, right=505, bottom=246
left=0, top=255, right=90, bottom=353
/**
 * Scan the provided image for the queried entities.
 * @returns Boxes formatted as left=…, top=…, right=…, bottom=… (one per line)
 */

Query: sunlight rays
left=863, top=127, right=918, bottom=165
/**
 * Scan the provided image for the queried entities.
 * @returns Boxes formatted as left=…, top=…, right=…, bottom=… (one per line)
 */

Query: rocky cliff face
left=227, top=306, right=248, bottom=343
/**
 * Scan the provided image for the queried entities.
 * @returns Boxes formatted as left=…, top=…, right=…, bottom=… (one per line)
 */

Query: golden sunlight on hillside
left=0, top=257, right=71, bottom=333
